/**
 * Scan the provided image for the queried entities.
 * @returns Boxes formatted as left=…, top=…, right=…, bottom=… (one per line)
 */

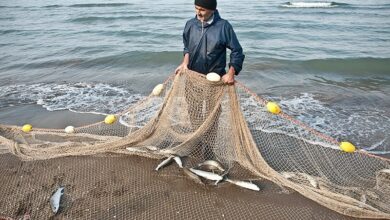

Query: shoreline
left=0, top=104, right=104, bottom=129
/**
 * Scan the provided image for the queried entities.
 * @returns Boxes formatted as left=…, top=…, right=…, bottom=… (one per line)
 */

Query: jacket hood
left=194, top=10, right=221, bottom=28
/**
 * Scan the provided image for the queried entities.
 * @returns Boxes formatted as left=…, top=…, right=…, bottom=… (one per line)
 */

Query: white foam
left=362, top=138, right=386, bottom=151
left=240, top=93, right=390, bottom=154
left=0, top=82, right=144, bottom=114
left=281, top=2, right=336, bottom=8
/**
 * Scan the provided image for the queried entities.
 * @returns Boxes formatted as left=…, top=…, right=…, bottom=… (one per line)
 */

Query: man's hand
left=175, top=63, right=188, bottom=75
left=222, top=66, right=236, bottom=84
left=175, top=53, right=190, bottom=74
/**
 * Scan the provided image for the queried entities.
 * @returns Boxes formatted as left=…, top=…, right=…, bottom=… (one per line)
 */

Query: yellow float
left=339, top=142, right=356, bottom=153
left=266, top=102, right=281, bottom=114
left=22, top=124, right=32, bottom=132
left=104, top=114, right=117, bottom=124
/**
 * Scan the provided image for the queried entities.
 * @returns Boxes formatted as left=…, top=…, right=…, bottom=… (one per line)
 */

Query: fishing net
left=0, top=69, right=389, bottom=219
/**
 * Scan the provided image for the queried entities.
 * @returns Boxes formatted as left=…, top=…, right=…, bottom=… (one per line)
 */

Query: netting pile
left=0, top=70, right=389, bottom=219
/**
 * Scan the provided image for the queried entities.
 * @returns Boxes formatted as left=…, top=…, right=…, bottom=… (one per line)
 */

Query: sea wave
left=68, top=3, right=132, bottom=8
left=0, top=5, right=22, bottom=8
left=0, top=82, right=144, bottom=114
left=42, top=4, right=63, bottom=8
left=3, top=54, right=389, bottom=77
left=270, top=93, right=390, bottom=153
left=0, top=30, right=21, bottom=34
left=281, top=2, right=348, bottom=8
left=298, top=58, right=390, bottom=75
left=247, top=57, right=390, bottom=76
left=68, top=15, right=184, bottom=23
left=0, top=51, right=180, bottom=72
left=66, top=51, right=181, bottom=69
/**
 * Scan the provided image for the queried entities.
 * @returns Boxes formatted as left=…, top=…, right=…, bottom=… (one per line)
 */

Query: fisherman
left=175, top=0, right=245, bottom=84
left=174, top=0, right=245, bottom=160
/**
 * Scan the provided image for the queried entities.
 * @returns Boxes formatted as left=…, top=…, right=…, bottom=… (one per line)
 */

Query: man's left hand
left=222, top=74, right=234, bottom=84
left=222, top=67, right=236, bottom=84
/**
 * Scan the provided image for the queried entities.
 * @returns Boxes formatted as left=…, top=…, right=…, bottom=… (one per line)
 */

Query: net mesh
left=0, top=69, right=389, bottom=219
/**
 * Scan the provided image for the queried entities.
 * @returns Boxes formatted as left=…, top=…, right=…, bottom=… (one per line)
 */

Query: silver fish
left=214, top=172, right=228, bottom=185
left=50, top=187, right=64, bottom=213
left=189, top=168, right=223, bottom=181
left=155, top=156, right=174, bottom=171
left=126, top=147, right=147, bottom=153
left=226, top=179, right=260, bottom=191
left=173, top=156, right=183, bottom=168
left=126, top=146, right=158, bottom=153
left=379, top=169, right=390, bottom=174
left=303, top=174, right=319, bottom=189
left=183, top=168, right=204, bottom=185
left=280, top=171, right=295, bottom=179
left=145, top=145, right=158, bottom=151
left=197, top=160, right=225, bottom=172
left=360, top=194, right=367, bottom=205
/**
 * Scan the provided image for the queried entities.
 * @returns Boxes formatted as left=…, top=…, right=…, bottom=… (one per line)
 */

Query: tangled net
left=0, top=70, right=389, bottom=219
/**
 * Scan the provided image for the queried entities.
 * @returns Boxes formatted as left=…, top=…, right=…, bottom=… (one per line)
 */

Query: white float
left=206, top=72, right=221, bottom=82
left=152, top=84, right=164, bottom=96
left=64, top=126, right=75, bottom=134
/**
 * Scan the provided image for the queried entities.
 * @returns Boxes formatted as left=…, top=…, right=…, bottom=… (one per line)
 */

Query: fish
left=126, top=145, right=159, bottom=153
left=360, top=194, right=367, bottom=204
left=145, top=145, right=158, bottom=151
left=183, top=168, right=204, bottom=185
left=173, top=156, right=183, bottom=168
left=50, top=187, right=64, bottom=214
left=155, top=156, right=174, bottom=171
left=159, top=149, right=175, bottom=154
left=196, top=160, right=225, bottom=172
left=379, top=169, right=390, bottom=175
left=126, top=147, right=147, bottom=153
left=214, top=171, right=228, bottom=185
left=303, top=174, right=319, bottom=188
left=189, top=168, right=223, bottom=181
left=226, top=179, right=260, bottom=191
left=280, top=171, right=295, bottom=179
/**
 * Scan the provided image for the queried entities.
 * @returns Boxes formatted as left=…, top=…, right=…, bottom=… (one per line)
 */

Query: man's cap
left=195, top=0, right=217, bottom=10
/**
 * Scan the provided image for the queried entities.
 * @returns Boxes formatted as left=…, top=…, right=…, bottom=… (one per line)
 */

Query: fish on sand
left=226, top=179, right=260, bottom=191
left=196, top=160, right=225, bottom=172
left=183, top=168, right=204, bottom=185
left=173, top=156, right=183, bottom=168
left=189, top=168, right=223, bottom=181
left=50, top=187, right=64, bottom=214
left=155, top=156, right=175, bottom=171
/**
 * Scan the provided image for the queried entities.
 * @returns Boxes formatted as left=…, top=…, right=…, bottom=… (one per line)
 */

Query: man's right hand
left=175, top=53, right=190, bottom=74
left=175, top=63, right=188, bottom=74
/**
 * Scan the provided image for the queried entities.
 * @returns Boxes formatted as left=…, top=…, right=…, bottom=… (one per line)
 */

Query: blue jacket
left=183, top=10, right=245, bottom=75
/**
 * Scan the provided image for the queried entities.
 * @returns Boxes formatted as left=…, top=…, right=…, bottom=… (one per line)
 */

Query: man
left=174, top=0, right=245, bottom=160
left=175, top=0, right=245, bottom=84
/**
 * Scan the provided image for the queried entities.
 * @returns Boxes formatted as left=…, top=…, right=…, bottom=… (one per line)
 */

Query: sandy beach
left=0, top=105, right=363, bottom=219
left=0, top=152, right=356, bottom=220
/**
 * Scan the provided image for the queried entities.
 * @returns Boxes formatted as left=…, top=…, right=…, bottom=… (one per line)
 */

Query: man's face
left=195, top=5, right=214, bottom=22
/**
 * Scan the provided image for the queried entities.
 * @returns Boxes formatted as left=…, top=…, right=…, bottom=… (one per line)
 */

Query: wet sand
left=0, top=105, right=367, bottom=219
left=0, top=153, right=356, bottom=220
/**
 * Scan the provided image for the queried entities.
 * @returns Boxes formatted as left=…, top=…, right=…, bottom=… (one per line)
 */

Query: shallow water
left=0, top=0, right=389, bottom=152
